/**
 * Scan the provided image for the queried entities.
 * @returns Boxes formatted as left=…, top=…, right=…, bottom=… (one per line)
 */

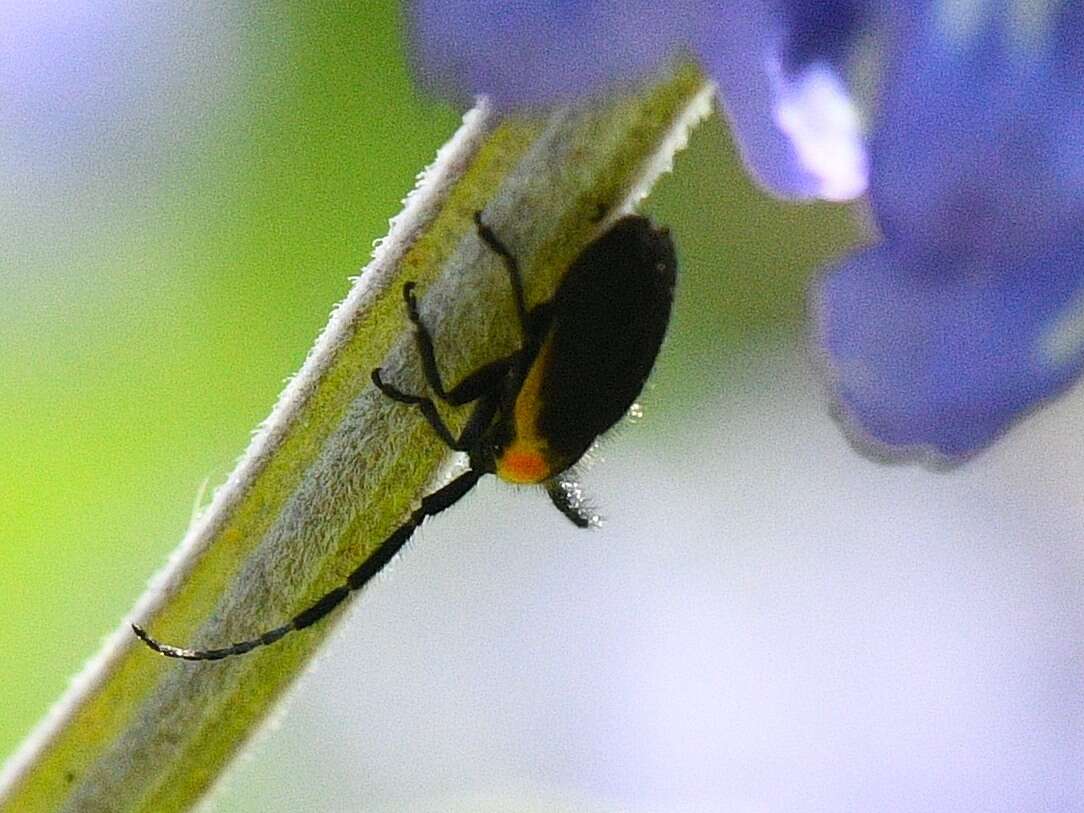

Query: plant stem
left=0, top=62, right=713, bottom=813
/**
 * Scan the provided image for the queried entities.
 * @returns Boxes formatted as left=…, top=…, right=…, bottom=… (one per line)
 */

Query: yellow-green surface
left=0, top=4, right=856, bottom=811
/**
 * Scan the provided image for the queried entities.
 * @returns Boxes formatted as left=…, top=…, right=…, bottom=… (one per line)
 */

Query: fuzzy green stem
left=0, top=62, right=713, bottom=813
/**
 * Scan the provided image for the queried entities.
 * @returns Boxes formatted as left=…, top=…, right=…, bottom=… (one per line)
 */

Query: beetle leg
left=546, top=476, right=598, bottom=529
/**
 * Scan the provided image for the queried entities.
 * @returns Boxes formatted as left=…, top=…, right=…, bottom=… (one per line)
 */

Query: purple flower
left=814, top=4, right=1084, bottom=461
left=408, top=0, right=872, bottom=201
left=407, top=1, right=1084, bottom=462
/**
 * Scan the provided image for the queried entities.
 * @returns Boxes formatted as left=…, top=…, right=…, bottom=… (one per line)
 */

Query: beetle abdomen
left=524, top=216, right=676, bottom=471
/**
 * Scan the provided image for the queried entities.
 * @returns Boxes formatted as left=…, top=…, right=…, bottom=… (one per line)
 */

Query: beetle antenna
left=133, top=468, right=484, bottom=661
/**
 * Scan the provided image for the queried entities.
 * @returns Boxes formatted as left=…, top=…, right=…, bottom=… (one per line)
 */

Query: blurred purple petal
left=815, top=4, right=1084, bottom=459
left=700, top=16, right=867, bottom=202
left=408, top=0, right=874, bottom=200
left=407, top=0, right=702, bottom=108
left=870, top=4, right=1084, bottom=257
left=714, top=0, right=873, bottom=199
left=814, top=237, right=1084, bottom=461
left=781, top=0, right=871, bottom=70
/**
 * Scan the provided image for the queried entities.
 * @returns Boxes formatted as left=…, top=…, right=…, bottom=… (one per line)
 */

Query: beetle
left=133, top=210, right=676, bottom=661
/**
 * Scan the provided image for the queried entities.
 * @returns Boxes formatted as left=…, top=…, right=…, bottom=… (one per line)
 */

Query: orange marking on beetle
left=497, top=442, right=552, bottom=484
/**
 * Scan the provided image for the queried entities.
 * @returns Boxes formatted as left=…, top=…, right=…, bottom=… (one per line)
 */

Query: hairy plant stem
left=0, top=62, right=713, bottom=813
